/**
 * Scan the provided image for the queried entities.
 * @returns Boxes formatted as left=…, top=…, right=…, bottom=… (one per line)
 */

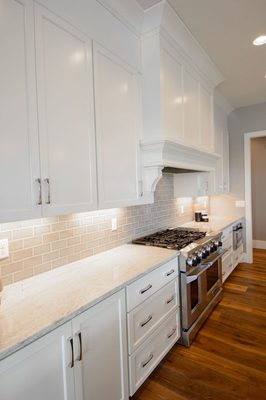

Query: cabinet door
left=200, top=84, right=214, bottom=152
left=183, top=67, right=200, bottom=147
left=0, top=0, right=41, bottom=223
left=214, top=104, right=230, bottom=193
left=72, top=290, right=128, bottom=400
left=94, top=44, right=142, bottom=209
left=161, top=49, right=183, bottom=142
left=35, top=5, right=97, bottom=216
left=0, top=322, right=74, bottom=400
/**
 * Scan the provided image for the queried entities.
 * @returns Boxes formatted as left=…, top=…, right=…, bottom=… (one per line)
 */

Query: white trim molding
left=253, top=240, right=266, bottom=250
left=244, top=130, right=266, bottom=263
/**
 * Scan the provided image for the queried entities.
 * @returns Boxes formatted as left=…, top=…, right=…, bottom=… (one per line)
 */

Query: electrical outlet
left=111, top=218, right=117, bottom=231
left=0, top=239, right=9, bottom=260
left=235, top=200, right=245, bottom=208
left=180, top=205, right=184, bottom=214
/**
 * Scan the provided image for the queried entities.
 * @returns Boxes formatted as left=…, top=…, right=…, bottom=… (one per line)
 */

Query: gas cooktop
left=132, top=228, right=206, bottom=250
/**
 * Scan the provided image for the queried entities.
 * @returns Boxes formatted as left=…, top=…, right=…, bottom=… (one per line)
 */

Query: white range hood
left=139, top=1, right=224, bottom=199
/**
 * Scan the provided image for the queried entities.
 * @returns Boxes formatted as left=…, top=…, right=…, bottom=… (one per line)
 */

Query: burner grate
left=132, top=228, right=206, bottom=250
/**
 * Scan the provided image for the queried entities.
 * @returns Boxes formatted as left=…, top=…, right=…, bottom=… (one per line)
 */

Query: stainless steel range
left=133, top=228, right=225, bottom=346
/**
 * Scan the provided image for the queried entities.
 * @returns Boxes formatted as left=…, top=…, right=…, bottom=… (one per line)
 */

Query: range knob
left=215, top=239, right=222, bottom=247
left=186, top=257, right=193, bottom=267
left=202, top=247, right=208, bottom=258
left=205, top=245, right=211, bottom=255
left=210, top=241, right=217, bottom=252
left=186, top=255, right=197, bottom=267
left=196, top=250, right=203, bottom=263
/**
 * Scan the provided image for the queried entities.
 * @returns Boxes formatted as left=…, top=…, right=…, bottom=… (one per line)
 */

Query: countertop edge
left=0, top=247, right=179, bottom=361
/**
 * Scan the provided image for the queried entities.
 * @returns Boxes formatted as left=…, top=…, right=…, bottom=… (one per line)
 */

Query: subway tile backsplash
left=0, top=175, right=194, bottom=286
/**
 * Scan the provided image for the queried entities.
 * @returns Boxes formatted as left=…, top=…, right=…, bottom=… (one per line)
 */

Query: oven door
left=181, top=251, right=224, bottom=330
left=181, top=268, right=206, bottom=330
left=204, top=253, right=223, bottom=303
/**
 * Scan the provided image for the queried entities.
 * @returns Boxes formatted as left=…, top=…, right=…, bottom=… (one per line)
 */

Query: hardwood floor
left=132, top=249, right=266, bottom=400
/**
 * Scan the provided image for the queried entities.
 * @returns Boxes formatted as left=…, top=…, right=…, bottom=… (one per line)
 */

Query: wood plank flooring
left=132, top=249, right=266, bottom=400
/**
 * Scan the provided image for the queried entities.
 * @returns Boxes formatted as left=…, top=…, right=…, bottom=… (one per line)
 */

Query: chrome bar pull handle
left=165, top=269, right=175, bottom=277
left=44, top=178, right=51, bottom=204
left=35, top=178, right=42, bottom=205
left=138, top=180, right=143, bottom=197
left=140, top=314, right=152, bottom=328
left=69, top=338, right=74, bottom=368
left=78, top=332, right=83, bottom=362
left=139, top=283, right=152, bottom=295
left=141, top=352, right=154, bottom=368
left=167, top=327, right=177, bottom=339
left=166, top=295, right=175, bottom=305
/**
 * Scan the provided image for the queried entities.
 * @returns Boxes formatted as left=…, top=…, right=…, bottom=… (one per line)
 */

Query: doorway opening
left=244, top=130, right=266, bottom=263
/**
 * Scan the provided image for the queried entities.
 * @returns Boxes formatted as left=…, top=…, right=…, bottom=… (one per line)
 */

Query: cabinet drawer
left=233, top=244, right=244, bottom=267
left=222, top=253, right=233, bottom=282
left=222, top=226, right=232, bottom=242
left=126, top=258, right=178, bottom=312
left=222, top=236, right=233, bottom=260
left=127, top=279, right=179, bottom=354
left=129, top=310, right=180, bottom=396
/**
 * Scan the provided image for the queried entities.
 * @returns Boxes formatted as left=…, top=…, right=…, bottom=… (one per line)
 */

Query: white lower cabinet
left=0, top=290, right=128, bottom=400
left=221, top=222, right=244, bottom=282
left=126, top=258, right=180, bottom=396
left=0, top=322, right=75, bottom=400
left=72, top=290, right=128, bottom=400
left=129, top=311, right=179, bottom=395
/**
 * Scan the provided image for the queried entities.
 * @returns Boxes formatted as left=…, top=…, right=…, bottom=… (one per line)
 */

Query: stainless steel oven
left=180, top=244, right=224, bottom=346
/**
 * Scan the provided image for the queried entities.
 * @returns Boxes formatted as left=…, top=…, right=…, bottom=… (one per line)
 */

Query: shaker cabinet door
left=0, top=322, right=75, bottom=400
left=72, top=290, right=129, bottom=400
left=0, top=0, right=41, bottom=223
left=94, top=44, right=142, bottom=209
left=35, top=5, right=97, bottom=216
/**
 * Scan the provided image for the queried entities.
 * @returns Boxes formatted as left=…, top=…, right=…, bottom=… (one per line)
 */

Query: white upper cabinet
left=0, top=0, right=41, bottom=222
left=214, top=102, right=230, bottom=193
left=35, top=5, right=97, bottom=216
left=94, top=44, right=142, bottom=209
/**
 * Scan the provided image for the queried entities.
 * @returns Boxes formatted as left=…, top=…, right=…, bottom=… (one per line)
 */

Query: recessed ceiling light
left=253, top=35, right=266, bottom=46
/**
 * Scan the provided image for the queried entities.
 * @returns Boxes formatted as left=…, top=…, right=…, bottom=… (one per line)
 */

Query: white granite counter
left=180, top=215, right=244, bottom=233
left=0, top=244, right=177, bottom=361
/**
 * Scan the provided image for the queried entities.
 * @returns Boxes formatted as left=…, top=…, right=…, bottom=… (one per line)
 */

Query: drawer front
left=127, top=279, right=178, bottom=354
left=222, top=226, right=232, bottom=242
left=222, top=236, right=233, bottom=258
left=129, top=310, right=180, bottom=396
left=126, top=258, right=178, bottom=312
left=222, top=253, right=233, bottom=282
left=233, top=244, right=244, bottom=267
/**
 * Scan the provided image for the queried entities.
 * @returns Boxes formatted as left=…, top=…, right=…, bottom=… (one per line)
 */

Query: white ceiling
left=137, top=0, right=266, bottom=109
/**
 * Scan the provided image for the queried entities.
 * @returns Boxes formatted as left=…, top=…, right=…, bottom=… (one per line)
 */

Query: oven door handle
left=185, top=249, right=226, bottom=284
left=186, top=264, right=211, bottom=284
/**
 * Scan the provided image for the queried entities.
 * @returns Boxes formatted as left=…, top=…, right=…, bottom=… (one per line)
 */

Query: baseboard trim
left=253, top=240, right=266, bottom=249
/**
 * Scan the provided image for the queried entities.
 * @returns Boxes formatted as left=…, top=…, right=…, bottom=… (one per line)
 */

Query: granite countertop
left=180, top=215, right=244, bottom=233
left=0, top=244, right=177, bottom=361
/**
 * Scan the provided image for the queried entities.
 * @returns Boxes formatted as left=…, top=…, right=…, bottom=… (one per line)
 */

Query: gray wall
left=228, top=102, right=266, bottom=196
left=251, top=137, right=266, bottom=241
